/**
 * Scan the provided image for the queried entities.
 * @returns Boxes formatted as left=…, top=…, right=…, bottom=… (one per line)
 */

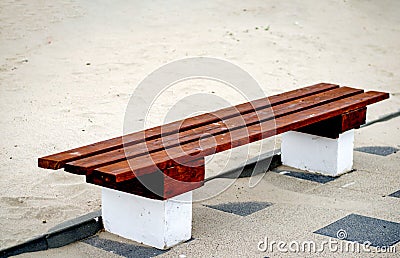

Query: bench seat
left=39, top=83, right=389, bottom=200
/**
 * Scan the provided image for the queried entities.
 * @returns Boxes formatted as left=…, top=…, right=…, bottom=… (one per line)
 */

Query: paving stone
left=272, top=169, right=336, bottom=184
left=314, top=214, right=400, bottom=247
left=82, top=236, right=167, bottom=258
left=354, top=146, right=399, bottom=156
left=388, top=190, right=400, bottom=198
left=204, top=201, right=272, bottom=216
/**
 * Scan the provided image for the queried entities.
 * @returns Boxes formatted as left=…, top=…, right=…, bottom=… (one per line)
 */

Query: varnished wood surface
left=91, top=91, right=389, bottom=185
left=38, top=83, right=337, bottom=169
left=37, top=84, right=389, bottom=199
left=64, top=86, right=361, bottom=175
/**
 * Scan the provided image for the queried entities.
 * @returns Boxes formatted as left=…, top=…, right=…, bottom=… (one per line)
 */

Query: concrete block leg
left=102, top=188, right=192, bottom=250
left=281, top=129, right=354, bottom=176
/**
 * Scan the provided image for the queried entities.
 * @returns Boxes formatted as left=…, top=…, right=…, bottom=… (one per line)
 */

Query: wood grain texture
left=37, top=84, right=389, bottom=200
left=38, top=83, right=338, bottom=169
left=64, top=86, right=361, bottom=175
left=91, top=91, right=389, bottom=185
left=86, top=158, right=205, bottom=199
left=296, top=107, right=367, bottom=138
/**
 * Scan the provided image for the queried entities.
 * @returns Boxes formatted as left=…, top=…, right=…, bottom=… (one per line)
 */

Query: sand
left=1, top=0, right=399, bottom=250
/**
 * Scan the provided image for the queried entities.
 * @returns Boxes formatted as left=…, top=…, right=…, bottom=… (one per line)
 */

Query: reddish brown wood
left=91, top=91, right=389, bottom=185
left=87, top=158, right=204, bottom=199
left=37, top=83, right=389, bottom=200
left=296, top=107, right=367, bottom=138
left=38, top=83, right=338, bottom=169
left=342, top=107, right=367, bottom=131
left=64, top=86, right=362, bottom=175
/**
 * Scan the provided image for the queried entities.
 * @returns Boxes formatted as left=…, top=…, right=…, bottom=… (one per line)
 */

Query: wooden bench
left=38, top=83, right=389, bottom=249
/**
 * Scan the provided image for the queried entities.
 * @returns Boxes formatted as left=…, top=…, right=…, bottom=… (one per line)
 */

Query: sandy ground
left=1, top=0, right=399, bottom=250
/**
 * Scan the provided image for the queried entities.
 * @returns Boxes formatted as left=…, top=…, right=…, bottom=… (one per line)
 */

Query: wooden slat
left=38, top=83, right=338, bottom=169
left=89, top=158, right=205, bottom=200
left=87, top=161, right=205, bottom=200
left=64, top=86, right=362, bottom=175
left=297, top=107, right=367, bottom=138
left=90, top=91, right=389, bottom=184
left=341, top=107, right=367, bottom=131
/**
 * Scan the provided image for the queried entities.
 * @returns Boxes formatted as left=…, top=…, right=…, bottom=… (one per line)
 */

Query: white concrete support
left=281, top=130, right=354, bottom=176
left=102, top=188, right=192, bottom=250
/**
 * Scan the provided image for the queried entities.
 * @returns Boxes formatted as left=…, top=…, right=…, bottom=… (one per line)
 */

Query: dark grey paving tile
left=354, top=146, right=399, bottom=156
left=314, top=214, right=400, bottom=247
left=204, top=201, right=272, bottom=216
left=272, top=169, right=336, bottom=184
left=82, top=236, right=167, bottom=258
left=388, top=190, right=400, bottom=198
